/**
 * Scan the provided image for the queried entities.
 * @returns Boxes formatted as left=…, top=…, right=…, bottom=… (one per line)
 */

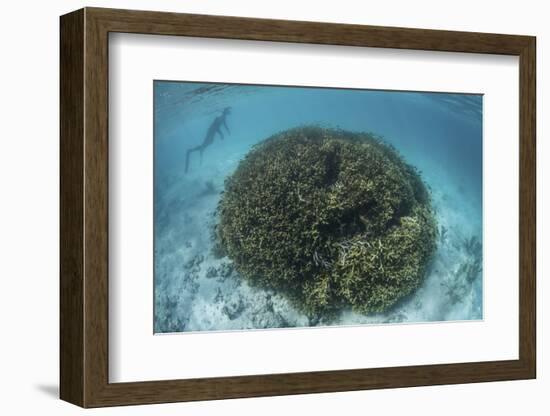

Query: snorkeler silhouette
left=185, top=107, right=232, bottom=173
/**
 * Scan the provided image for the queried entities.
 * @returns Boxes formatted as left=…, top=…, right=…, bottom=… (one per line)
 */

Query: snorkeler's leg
left=185, top=146, right=201, bottom=173
left=223, top=119, right=230, bottom=135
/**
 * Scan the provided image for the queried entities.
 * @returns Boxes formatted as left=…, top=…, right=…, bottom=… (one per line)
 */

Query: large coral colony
left=215, top=126, right=438, bottom=320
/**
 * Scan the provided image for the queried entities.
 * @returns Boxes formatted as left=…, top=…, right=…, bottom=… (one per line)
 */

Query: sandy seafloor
left=153, top=82, right=483, bottom=333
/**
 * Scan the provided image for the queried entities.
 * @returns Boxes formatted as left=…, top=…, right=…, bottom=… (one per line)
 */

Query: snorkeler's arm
left=224, top=118, right=230, bottom=135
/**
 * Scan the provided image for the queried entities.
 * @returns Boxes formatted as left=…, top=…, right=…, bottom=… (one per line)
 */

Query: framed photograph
left=60, top=7, right=536, bottom=408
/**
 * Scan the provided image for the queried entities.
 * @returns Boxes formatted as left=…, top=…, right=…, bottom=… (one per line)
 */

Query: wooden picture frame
left=60, top=7, right=536, bottom=408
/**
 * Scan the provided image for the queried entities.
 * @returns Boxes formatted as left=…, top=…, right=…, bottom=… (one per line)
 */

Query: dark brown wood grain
left=518, top=38, right=537, bottom=375
left=60, top=7, right=537, bottom=408
left=59, top=8, right=85, bottom=406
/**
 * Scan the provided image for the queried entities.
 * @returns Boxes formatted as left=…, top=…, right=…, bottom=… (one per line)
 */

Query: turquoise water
left=153, top=81, right=483, bottom=333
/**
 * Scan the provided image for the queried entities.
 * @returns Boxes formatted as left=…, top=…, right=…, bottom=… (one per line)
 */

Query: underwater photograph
left=153, top=80, right=483, bottom=334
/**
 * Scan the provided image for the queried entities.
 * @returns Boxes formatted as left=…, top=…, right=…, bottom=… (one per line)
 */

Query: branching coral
left=216, top=126, right=437, bottom=318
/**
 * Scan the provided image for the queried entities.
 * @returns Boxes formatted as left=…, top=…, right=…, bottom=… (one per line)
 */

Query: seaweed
left=216, top=126, right=437, bottom=318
